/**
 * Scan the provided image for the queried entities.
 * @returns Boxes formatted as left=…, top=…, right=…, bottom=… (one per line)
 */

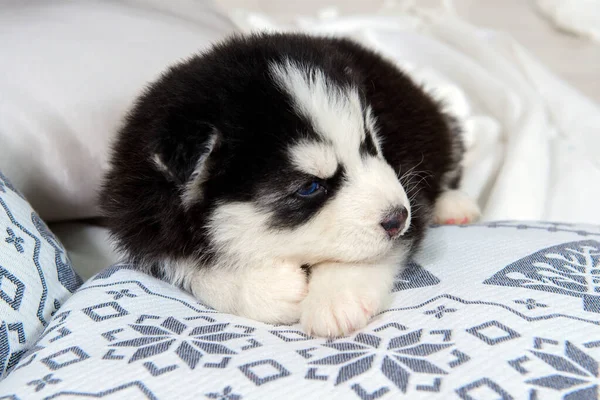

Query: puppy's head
left=100, top=35, right=413, bottom=270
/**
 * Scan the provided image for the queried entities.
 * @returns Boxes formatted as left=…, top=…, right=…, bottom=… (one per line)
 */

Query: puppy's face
left=182, top=60, right=412, bottom=266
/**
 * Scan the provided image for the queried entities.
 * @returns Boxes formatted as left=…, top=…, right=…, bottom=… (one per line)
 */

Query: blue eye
left=297, top=181, right=322, bottom=196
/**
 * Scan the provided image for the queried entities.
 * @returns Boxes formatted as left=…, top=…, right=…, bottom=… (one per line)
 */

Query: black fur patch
left=360, top=130, right=378, bottom=157
left=265, top=165, right=346, bottom=229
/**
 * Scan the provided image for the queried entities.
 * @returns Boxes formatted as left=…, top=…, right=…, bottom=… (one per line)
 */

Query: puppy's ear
left=180, top=130, right=220, bottom=209
left=150, top=123, right=221, bottom=209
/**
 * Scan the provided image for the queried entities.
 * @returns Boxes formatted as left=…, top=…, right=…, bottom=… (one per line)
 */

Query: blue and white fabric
left=2, top=221, right=599, bottom=399
left=0, top=172, right=82, bottom=377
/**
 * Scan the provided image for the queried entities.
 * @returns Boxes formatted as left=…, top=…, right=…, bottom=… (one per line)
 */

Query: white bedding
left=536, top=0, right=600, bottom=42
left=54, top=4, right=600, bottom=280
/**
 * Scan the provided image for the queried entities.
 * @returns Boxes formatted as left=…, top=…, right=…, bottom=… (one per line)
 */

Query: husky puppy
left=99, top=33, right=480, bottom=337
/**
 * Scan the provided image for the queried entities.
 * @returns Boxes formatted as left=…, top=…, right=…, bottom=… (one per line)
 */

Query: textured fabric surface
left=0, top=172, right=82, bottom=378
left=0, top=0, right=236, bottom=222
left=2, top=222, right=599, bottom=398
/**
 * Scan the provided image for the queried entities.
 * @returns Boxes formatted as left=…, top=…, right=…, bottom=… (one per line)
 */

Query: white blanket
left=537, top=0, right=600, bottom=42
left=230, top=5, right=600, bottom=225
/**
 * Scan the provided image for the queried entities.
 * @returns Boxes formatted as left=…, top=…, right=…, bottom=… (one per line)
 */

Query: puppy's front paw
left=191, top=260, right=308, bottom=325
left=238, top=261, right=308, bottom=325
left=301, top=288, right=380, bottom=338
left=300, top=263, right=393, bottom=338
left=434, top=189, right=481, bottom=225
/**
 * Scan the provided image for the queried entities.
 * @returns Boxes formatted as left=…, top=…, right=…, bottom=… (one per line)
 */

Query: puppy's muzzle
left=380, top=207, right=408, bottom=238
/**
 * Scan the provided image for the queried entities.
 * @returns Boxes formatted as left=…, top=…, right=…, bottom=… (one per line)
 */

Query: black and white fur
left=99, top=33, right=480, bottom=337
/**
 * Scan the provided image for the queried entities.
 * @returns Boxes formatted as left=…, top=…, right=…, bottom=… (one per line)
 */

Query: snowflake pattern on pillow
left=0, top=171, right=82, bottom=377
left=1, top=221, right=599, bottom=398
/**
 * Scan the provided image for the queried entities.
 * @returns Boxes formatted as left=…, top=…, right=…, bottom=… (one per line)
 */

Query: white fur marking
left=152, top=153, right=169, bottom=173
left=270, top=59, right=366, bottom=157
left=151, top=153, right=177, bottom=181
left=181, top=133, right=219, bottom=208
left=289, top=141, right=338, bottom=178
left=364, top=106, right=383, bottom=156
left=159, top=257, right=199, bottom=291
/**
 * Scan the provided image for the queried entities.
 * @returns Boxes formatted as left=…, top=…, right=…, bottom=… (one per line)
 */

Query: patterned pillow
left=1, top=222, right=599, bottom=399
left=0, top=172, right=82, bottom=378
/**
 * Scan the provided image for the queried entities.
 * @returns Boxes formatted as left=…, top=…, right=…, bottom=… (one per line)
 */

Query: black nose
left=380, top=207, right=408, bottom=238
